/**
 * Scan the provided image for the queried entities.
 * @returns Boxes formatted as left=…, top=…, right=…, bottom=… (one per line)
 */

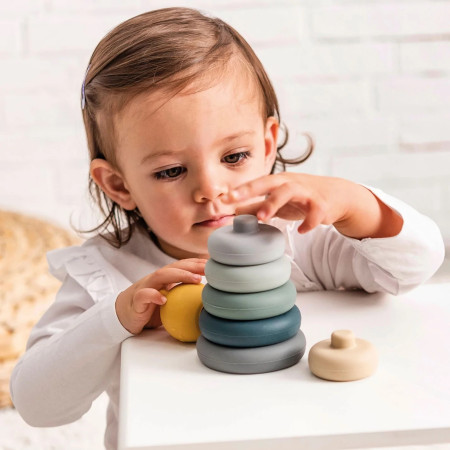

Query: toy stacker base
left=196, top=330, right=306, bottom=374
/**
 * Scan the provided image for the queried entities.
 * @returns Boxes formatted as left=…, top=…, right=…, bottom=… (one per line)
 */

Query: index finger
left=148, top=267, right=203, bottom=291
left=165, top=258, right=207, bottom=274
left=223, top=174, right=286, bottom=204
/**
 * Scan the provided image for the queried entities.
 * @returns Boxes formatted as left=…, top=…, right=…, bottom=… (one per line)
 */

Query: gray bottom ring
left=196, top=330, right=306, bottom=374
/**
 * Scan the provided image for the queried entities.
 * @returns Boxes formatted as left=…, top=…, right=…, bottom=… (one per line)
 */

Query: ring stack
left=196, top=215, right=306, bottom=374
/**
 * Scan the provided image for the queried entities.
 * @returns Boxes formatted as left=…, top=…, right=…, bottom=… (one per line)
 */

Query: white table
left=118, top=282, right=450, bottom=450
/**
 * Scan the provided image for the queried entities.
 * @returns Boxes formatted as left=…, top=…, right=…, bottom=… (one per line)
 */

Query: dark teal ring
left=199, top=305, right=301, bottom=348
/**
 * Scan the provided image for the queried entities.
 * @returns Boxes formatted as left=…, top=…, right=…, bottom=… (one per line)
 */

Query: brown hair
left=81, top=7, right=313, bottom=247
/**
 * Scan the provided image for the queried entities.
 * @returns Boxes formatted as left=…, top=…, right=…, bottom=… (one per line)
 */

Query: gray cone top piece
left=207, top=214, right=285, bottom=266
left=233, top=214, right=259, bottom=233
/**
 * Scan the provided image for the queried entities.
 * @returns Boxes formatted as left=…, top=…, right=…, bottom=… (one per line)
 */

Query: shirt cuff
left=99, top=293, right=134, bottom=343
left=345, top=185, right=445, bottom=287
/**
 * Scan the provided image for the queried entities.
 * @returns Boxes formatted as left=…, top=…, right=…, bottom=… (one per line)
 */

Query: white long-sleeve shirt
left=10, top=187, right=445, bottom=449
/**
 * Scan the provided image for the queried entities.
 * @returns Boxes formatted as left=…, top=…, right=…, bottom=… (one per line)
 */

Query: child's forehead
left=121, top=56, right=263, bottom=122
left=113, top=66, right=265, bottom=158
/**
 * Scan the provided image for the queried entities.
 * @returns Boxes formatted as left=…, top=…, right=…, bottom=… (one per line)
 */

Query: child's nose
left=193, top=172, right=227, bottom=203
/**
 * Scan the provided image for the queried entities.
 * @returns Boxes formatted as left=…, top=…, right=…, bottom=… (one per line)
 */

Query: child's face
left=102, top=71, right=278, bottom=259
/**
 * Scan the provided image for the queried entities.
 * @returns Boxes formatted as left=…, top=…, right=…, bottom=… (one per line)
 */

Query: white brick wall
left=0, top=19, right=22, bottom=55
left=311, top=3, right=450, bottom=39
left=28, top=15, right=132, bottom=54
left=400, top=42, right=450, bottom=73
left=377, top=77, right=450, bottom=112
left=258, top=42, right=395, bottom=79
left=0, top=0, right=449, bottom=249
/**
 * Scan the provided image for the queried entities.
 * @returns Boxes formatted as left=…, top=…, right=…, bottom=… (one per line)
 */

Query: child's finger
left=255, top=183, right=300, bottom=221
left=164, top=283, right=177, bottom=292
left=297, top=200, right=326, bottom=234
left=170, top=258, right=208, bottom=265
left=165, top=258, right=207, bottom=275
left=234, top=200, right=265, bottom=216
left=223, top=174, right=285, bottom=204
left=132, top=288, right=167, bottom=314
left=148, top=267, right=203, bottom=290
left=145, top=305, right=162, bottom=329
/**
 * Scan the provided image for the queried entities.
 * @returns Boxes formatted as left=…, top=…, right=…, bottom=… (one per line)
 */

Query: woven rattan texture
left=0, top=210, right=81, bottom=408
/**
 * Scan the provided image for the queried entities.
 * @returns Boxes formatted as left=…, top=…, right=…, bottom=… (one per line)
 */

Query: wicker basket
left=0, top=210, right=81, bottom=408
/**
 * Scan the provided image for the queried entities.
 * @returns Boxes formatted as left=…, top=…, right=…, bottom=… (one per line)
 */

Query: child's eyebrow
left=218, top=130, right=255, bottom=144
left=140, top=130, right=256, bottom=165
left=141, top=150, right=178, bottom=165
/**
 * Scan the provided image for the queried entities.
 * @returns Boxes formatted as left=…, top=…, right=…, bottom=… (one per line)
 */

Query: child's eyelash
left=153, top=151, right=251, bottom=180
left=222, top=151, right=251, bottom=165
left=153, top=166, right=186, bottom=180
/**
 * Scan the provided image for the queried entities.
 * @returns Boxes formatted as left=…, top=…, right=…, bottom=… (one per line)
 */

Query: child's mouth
left=195, top=215, right=234, bottom=228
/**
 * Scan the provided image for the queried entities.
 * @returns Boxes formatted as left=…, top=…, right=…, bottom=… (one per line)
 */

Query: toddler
left=11, top=7, right=444, bottom=450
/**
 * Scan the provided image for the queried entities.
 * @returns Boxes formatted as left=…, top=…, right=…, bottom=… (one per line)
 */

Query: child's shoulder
left=46, top=227, right=143, bottom=281
left=82, top=225, right=150, bottom=254
left=47, top=225, right=171, bottom=283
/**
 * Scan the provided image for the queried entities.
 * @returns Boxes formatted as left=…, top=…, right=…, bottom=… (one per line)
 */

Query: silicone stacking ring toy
left=202, top=281, right=297, bottom=320
left=197, top=214, right=307, bottom=374
left=160, top=284, right=204, bottom=343
left=208, top=214, right=285, bottom=265
left=197, top=331, right=306, bottom=374
left=308, top=330, right=378, bottom=381
left=199, top=306, right=301, bottom=347
left=205, top=255, right=291, bottom=293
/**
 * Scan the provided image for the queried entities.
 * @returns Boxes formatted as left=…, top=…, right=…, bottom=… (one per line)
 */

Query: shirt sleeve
left=10, top=245, right=133, bottom=427
left=284, top=186, right=445, bottom=295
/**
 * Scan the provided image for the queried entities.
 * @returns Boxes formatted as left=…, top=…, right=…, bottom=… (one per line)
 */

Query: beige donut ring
left=308, top=330, right=378, bottom=381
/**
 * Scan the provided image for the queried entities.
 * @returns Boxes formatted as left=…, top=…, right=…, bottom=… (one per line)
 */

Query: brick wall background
left=1, top=0, right=449, bottom=248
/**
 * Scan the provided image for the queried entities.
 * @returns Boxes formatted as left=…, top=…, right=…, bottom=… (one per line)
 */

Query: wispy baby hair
left=80, top=7, right=313, bottom=247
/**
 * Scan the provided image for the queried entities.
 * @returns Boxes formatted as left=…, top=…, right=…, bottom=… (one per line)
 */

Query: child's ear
left=90, top=159, right=137, bottom=210
left=264, top=116, right=279, bottom=172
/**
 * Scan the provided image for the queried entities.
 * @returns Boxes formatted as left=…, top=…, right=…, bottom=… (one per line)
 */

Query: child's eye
left=222, top=151, right=250, bottom=165
left=154, top=166, right=186, bottom=180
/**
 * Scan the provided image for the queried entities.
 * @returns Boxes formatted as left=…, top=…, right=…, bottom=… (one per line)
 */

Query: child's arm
left=224, top=173, right=403, bottom=239
left=224, top=173, right=444, bottom=293
left=10, top=258, right=205, bottom=427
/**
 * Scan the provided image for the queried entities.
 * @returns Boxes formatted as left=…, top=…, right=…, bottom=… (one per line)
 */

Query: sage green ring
left=205, top=255, right=291, bottom=293
left=202, top=281, right=297, bottom=320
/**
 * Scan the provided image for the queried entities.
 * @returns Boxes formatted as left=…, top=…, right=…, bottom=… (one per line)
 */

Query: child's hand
left=115, top=258, right=206, bottom=335
left=223, top=173, right=403, bottom=239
